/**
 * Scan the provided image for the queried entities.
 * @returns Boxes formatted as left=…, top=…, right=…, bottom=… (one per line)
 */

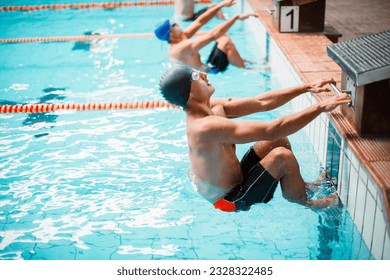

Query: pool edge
left=244, top=0, right=390, bottom=260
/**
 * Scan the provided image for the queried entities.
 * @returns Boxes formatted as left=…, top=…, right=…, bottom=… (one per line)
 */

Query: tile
left=350, top=152, right=360, bottom=172
left=343, top=142, right=352, bottom=162
left=347, top=165, right=359, bottom=219
left=358, top=165, right=369, bottom=188
left=321, top=112, right=329, bottom=125
left=304, top=123, right=310, bottom=138
left=332, top=139, right=341, bottom=180
left=362, top=191, right=376, bottom=252
left=322, top=125, right=329, bottom=165
left=383, top=231, right=390, bottom=260
left=349, top=226, right=364, bottom=260
left=298, top=94, right=305, bottom=111
left=372, top=206, right=386, bottom=259
left=290, top=94, right=299, bottom=111
left=318, top=118, right=324, bottom=155
left=305, top=95, right=312, bottom=109
left=325, top=135, right=333, bottom=175
left=296, top=96, right=304, bottom=112
left=339, top=151, right=350, bottom=204
left=318, top=118, right=327, bottom=165
left=313, top=118, right=320, bottom=156
left=308, top=120, right=314, bottom=145
left=354, top=177, right=367, bottom=232
left=303, top=93, right=310, bottom=108
left=300, top=94, right=307, bottom=111
left=308, top=93, right=315, bottom=106
left=326, top=124, right=341, bottom=182
left=337, top=148, right=345, bottom=193
left=366, top=177, right=378, bottom=199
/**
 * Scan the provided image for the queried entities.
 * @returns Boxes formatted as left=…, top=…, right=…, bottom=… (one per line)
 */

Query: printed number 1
left=286, top=9, right=294, bottom=29
left=280, top=6, right=299, bottom=32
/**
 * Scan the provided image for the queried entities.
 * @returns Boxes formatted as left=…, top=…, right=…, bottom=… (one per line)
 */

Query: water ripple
left=0, top=109, right=193, bottom=258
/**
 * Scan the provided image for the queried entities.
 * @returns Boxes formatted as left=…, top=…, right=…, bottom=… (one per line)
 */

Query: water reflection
left=72, top=31, right=103, bottom=52
left=316, top=205, right=342, bottom=259
left=0, top=88, right=66, bottom=138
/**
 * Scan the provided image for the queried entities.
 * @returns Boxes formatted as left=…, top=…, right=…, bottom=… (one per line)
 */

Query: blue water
left=0, top=1, right=373, bottom=260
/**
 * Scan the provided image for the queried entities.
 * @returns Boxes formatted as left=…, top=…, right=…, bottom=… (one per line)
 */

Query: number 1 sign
left=280, top=6, right=299, bottom=32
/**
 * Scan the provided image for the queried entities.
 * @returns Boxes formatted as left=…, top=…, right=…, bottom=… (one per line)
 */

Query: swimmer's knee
left=270, top=147, right=294, bottom=161
left=216, top=34, right=231, bottom=43
left=260, top=147, right=295, bottom=179
left=268, top=147, right=297, bottom=171
left=216, top=35, right=234, bottom=50
left=253, top=138, right=291, bottom=151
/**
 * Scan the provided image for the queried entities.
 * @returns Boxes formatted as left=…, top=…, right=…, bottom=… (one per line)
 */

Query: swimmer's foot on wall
left=308, top=193, right=342, bottom=209
left=305, top=170, right=329, bottom=192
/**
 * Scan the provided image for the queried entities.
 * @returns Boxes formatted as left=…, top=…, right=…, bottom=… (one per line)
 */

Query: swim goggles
left=191, top=69, right=200, bottom=81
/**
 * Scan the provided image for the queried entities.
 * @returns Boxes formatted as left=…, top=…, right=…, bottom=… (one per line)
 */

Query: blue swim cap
left=159, top=64, right=193, bottom=108
left=154, top=19, right=171, bottom=42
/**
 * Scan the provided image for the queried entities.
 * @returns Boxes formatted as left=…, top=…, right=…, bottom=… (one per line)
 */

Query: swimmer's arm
left=183, top=13, right=257, bottom=53
left=181, top=15, right=240, bottom=54
left=184, top=0, right=235, bottom=38
left=206, top=13, right=256, bottom=41
left=202, top=94, right=350, bottom=143
left=220, top=78, right=335, bottom=118
left=198, top=111, right=321, bottom=144
left=175, top=33, right=215, bottom=56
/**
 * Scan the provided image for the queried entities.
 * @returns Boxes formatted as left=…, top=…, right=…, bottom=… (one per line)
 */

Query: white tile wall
left=359, top=165, right=369, bottom=186
left=339, top=148, right=350, bottom=204
left=355, top=177, right=367, bottom=232
left=350, top=151, right=360, bottom=172
left=348, top=165, right=359, bottom=220
left=362, top=191, right=376, bottom=250
left=313, top=118, right=320, bottom=159
left=367, top=177, right=378, bottom=199
left=319, top=114, right=329, bottom=164
left=243, top=0, right=389, bottom=259
left=338, top=141, right=346, bottom=197
left=384, top=230, right=390, bottom=259
left=372, top=207, right=386, bottom=259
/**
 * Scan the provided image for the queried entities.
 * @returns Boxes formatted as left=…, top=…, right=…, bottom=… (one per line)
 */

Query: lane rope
left=0, top=101, right=180, bottom=114
left=0, top=0, right=211, bottom=11
left=0, top=98, right=235, bottom=113
left=0, top=31, right=207, bottom=44
left=0, top=33, right=152, bottom=44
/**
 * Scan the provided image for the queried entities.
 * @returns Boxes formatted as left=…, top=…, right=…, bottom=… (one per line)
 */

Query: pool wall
left=242, top=0, right=390, bottom=260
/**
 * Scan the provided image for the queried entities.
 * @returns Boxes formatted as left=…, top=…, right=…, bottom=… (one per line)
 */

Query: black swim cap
left=159, top=64, right=193, bottom=108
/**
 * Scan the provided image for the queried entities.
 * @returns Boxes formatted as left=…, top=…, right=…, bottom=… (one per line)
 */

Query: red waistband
left=214, top=199, right=236, bottom=212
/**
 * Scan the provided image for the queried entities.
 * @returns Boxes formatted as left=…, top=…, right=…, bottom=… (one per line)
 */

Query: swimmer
left=159, top=64, right=351, bottom=211
left=174, top=0, right=225, bottom=21
left=154, top=0, right=257, bottom=73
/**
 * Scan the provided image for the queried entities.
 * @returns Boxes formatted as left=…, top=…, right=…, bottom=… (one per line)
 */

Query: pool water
left=0, top=0, right=372, bottom=259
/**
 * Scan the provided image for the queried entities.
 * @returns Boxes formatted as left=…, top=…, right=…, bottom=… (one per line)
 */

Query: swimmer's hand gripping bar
left=329, top=83, right=353, bottom=108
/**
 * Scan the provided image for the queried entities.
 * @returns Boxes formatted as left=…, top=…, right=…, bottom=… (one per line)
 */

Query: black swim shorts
left=214, top=147, right=279, bottom=212
left=206, top=42, right=229, bottom=73
left=183, top=7, right=209, bottom=21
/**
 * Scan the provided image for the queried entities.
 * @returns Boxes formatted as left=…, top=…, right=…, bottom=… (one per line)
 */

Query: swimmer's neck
left=185, top=96, right=212, bottom=117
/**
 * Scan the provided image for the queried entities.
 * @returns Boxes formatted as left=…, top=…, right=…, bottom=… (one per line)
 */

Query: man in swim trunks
left=159, top=64, right=352, bottom=211
left=154, top=0, right=256, bottom=73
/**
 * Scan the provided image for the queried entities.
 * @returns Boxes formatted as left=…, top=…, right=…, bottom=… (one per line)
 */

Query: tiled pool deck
left=245, top=0, right=389, bottom=259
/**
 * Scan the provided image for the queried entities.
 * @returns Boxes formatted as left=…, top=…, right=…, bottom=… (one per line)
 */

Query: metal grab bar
left=264, top=6, right=275, bottom=15
left=329, top=83, right=353, bottom=108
